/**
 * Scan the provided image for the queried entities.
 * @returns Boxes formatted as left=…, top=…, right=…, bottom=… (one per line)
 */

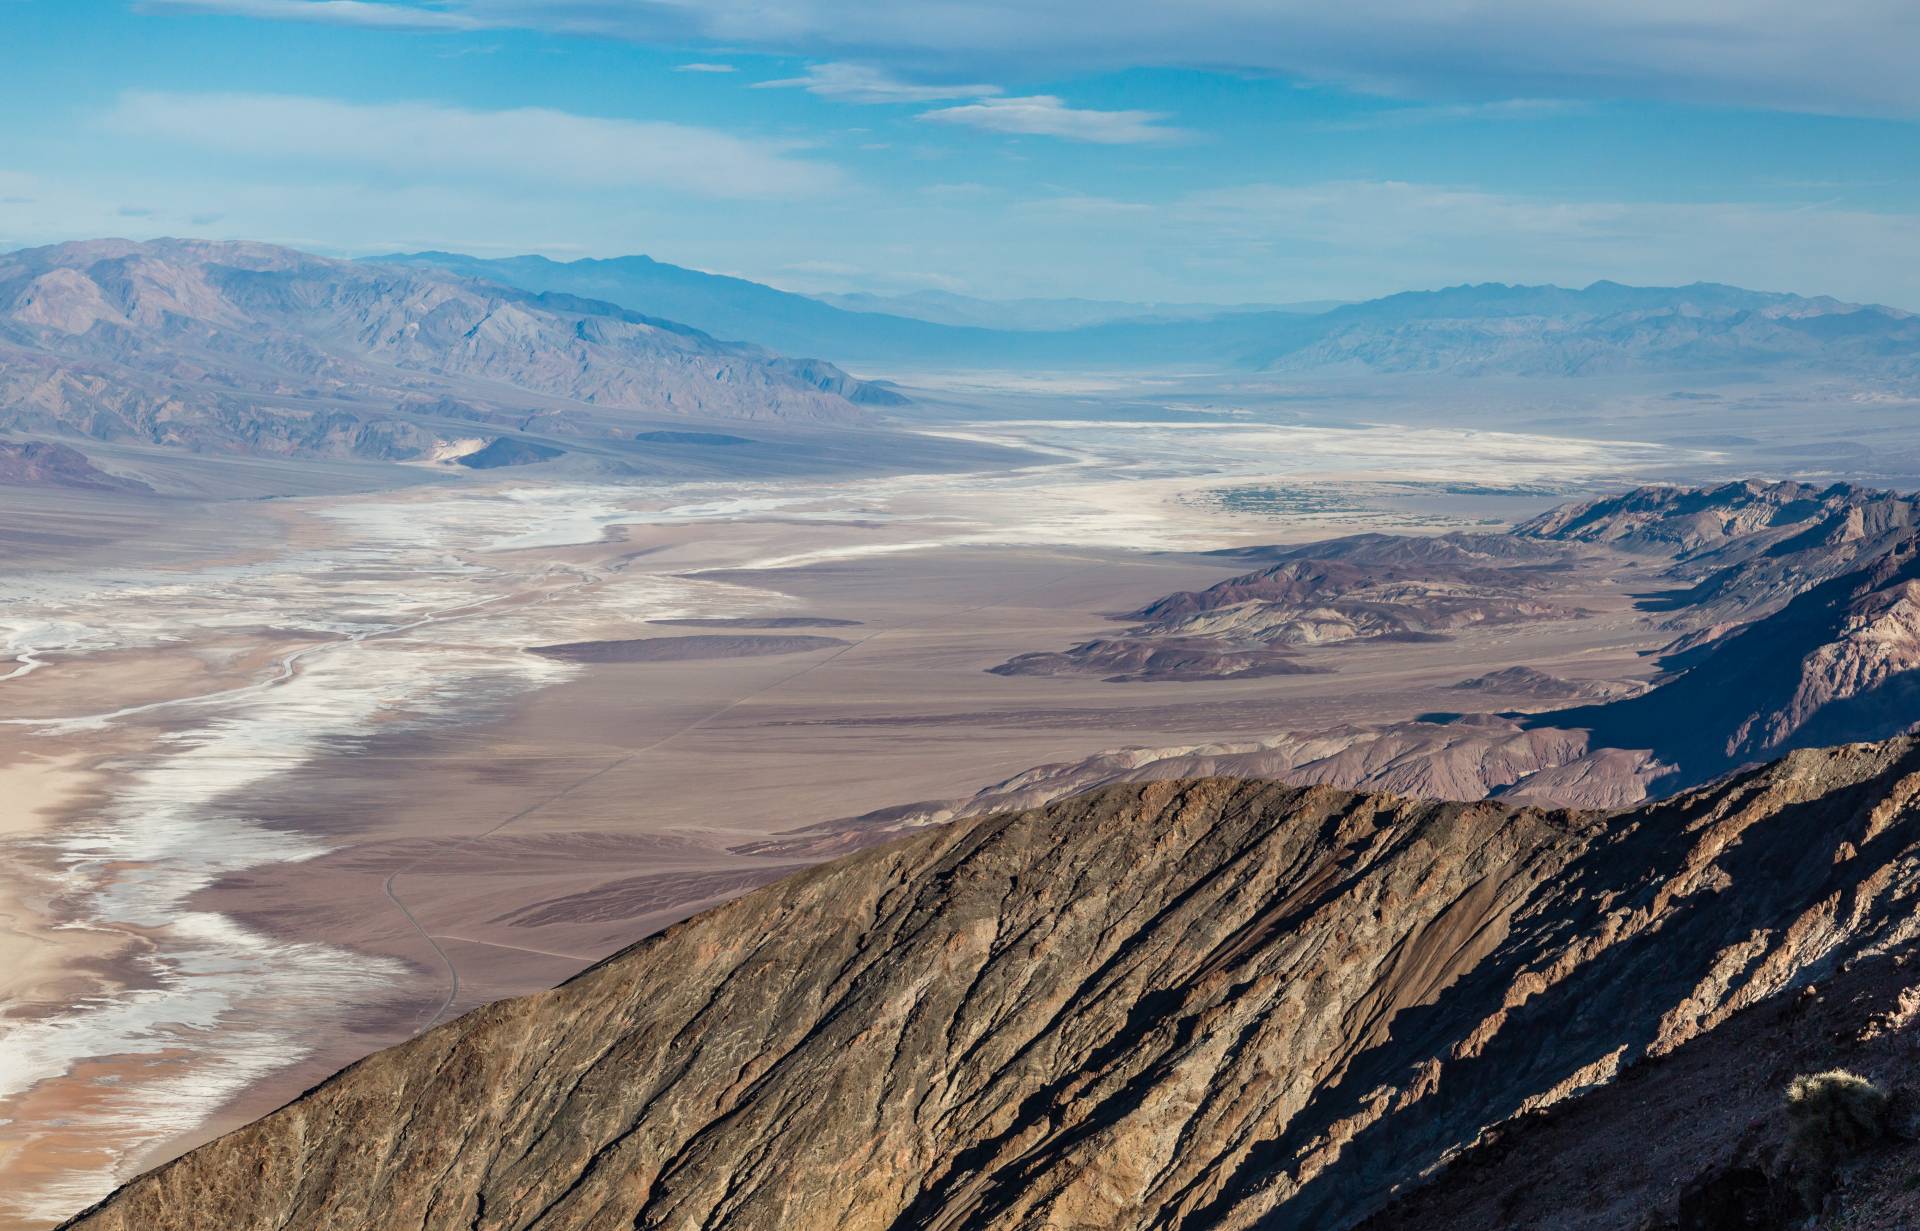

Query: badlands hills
left=778, top=480, right=1920, bottom=849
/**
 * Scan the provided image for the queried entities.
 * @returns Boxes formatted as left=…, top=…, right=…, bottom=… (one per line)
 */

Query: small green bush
left=1785, top=1069, right=1890, bottom=1164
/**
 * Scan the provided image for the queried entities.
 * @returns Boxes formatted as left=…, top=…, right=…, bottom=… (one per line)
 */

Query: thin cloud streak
left=104, top=91, right=844, bottom=199
left=920, top=96, right=1184, bottom=144
left=137, top=0, right=491, bottom=30
left=205, top=0, right=1920, bottom=119
left=754, top=63, right=1002, bottom=104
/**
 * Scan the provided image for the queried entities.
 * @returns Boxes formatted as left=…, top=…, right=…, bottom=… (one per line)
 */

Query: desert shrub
left=1786, top=1069, right=1890, bottom=1165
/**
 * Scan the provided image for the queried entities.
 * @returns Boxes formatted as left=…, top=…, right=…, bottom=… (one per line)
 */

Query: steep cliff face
left=64, top=737, right=1920, bottom=1231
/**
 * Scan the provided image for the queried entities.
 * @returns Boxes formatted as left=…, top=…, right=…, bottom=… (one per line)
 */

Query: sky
left=1, top=0, right=1918, bottom=306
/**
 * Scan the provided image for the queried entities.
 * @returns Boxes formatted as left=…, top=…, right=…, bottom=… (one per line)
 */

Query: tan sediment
left=0, top=753, right=85, bottom=838
left=0, top=753, right=127, bottom=1015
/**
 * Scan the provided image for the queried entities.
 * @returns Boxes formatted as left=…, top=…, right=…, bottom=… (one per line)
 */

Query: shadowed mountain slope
left=1360, top=944, right=1920, bottom=1230
left=63, top=736, right=1920, bottom=1231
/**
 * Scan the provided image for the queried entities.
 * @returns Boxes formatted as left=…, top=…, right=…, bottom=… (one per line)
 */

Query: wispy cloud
left=1314, top=98, right=1589, bottom=131
left=104, top=91, right=843, bottom=199
left=754, top=63, right=1000, bottom=105
left=674, top=62, right=737, bottom=73
left=920, top=96, right=1184, bottom=144
left=136, top=0, right=490, bottom=30
left=175, top=0, right=1920, bottom=120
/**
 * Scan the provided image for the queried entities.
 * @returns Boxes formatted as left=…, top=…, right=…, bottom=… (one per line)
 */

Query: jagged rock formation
left=1535, top=533, right=1920, bottom=781
left=1520, top=479, right=1920, bottom=624
left=1360, top=946, right=1920, bottom=1230
left=62, top=736, right=1920, bottom=1231
left=0, top=239, right=889, bottom=462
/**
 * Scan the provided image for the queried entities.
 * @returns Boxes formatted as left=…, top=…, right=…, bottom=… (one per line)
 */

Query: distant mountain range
left=6, top=238, right=1917, bottom=484
left=0, top=239, right=900, bottom=473
left=387, top=251, right=1920, bottom=378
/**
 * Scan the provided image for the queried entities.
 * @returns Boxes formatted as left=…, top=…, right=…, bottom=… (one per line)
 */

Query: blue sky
left=3, top=0, right=1918, bottom=305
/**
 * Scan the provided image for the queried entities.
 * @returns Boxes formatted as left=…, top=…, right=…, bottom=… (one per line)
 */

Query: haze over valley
left=5, top=4, right=1920, bottom=1229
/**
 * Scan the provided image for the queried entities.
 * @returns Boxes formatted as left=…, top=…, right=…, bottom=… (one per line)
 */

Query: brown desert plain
left=2, top=372, right=1915, bottom=1227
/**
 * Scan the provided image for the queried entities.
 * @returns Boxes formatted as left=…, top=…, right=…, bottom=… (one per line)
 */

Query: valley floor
left=0, top=376, right=1906, bottom=1227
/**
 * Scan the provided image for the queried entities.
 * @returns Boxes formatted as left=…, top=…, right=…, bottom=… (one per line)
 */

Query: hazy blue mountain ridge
left=383, top=251, right=1919, bottom=378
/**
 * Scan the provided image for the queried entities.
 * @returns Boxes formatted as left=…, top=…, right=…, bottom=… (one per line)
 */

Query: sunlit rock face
left=63, top=735, right=1920, bottom=1231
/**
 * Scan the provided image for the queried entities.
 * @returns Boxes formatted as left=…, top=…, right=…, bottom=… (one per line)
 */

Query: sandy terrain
left=0, top=390, right=1790, bottom=1228
left=528, top=634, right=853, bottom=662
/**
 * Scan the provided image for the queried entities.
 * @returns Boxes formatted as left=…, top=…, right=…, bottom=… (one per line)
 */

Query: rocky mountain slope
left=63, top=735, right=1920, bottom=1231
left=0, top=239, right=892, bottom=464
left=1360, top=943, right=1920, bottom=1230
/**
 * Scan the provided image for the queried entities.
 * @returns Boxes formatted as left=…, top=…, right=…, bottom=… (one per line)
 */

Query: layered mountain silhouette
left=387, top=251, right=1920, bottom=376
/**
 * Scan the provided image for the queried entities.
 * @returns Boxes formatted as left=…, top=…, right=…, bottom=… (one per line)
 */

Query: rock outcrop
left=0, top=438, right=149, bottom=491
left=988, top=636, right=1328, bottom=683
left=63, top=736, right=1920, bottom=1231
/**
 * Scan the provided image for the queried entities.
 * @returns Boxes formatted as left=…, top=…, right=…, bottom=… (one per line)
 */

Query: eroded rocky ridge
left=939, top=482, right=1920, bottom=846
left=64, top=736, right=1920, bottom=1231
left=1000, top=481, right=1920, bottom=685
left=1120, top=538, right=1584, bottom=648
